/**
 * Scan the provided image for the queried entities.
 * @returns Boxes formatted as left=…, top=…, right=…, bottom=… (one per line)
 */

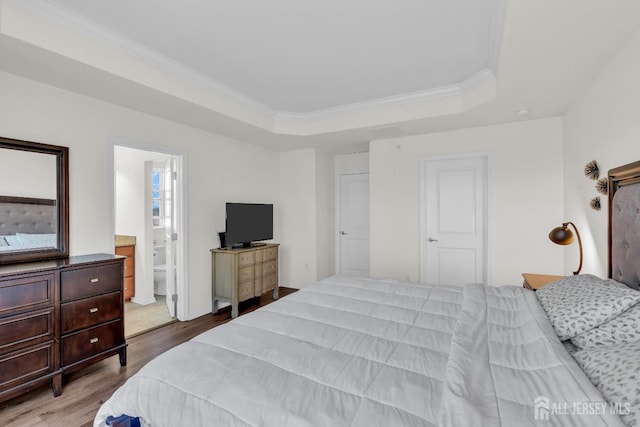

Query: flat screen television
left=225, top=203, right=273, bottom=248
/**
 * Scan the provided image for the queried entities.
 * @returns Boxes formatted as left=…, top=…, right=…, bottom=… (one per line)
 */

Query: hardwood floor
left=0, top=287, right=297, bottom=427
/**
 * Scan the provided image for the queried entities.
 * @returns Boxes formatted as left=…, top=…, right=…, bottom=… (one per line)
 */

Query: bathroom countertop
left=115, top=235, right=136, bottom=247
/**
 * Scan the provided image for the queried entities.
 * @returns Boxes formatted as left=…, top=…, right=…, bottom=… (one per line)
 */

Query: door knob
left=341, top=231, right=348, bottom=235
left=428, top=237, right=438, bottom=242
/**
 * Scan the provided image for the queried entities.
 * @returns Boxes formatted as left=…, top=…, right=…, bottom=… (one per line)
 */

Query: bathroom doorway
left=111, top=143, right=186, bottom=337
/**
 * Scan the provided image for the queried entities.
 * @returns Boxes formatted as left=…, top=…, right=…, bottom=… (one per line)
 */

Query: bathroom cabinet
left=115, top=244, right=135, bottom=301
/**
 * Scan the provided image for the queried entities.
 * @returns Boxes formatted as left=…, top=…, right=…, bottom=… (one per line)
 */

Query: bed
left=94, top=162, right=640, bottom=427
left=0, top=195, right=57, bottom=250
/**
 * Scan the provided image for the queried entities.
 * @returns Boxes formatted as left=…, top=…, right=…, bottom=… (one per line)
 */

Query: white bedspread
left=94, top=276, right=625, bottom=427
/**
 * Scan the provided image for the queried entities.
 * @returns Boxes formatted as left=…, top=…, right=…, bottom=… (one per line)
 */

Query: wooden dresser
left=211, top=243, right=279, bottom=318
left=0, top=254, right=127, bottom=403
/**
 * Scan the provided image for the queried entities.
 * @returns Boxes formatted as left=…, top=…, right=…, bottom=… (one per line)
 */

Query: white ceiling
left=1, top=0, right=640, bottom=153
left=48, top=0, right=498, bottom=113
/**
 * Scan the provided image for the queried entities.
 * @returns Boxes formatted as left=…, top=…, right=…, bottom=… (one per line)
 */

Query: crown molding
left=11, top=0, right=278, bottom=120
left=8, top=0, right=501, bottom=136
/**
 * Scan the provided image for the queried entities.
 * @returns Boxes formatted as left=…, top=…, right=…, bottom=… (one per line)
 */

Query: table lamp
left=548, top=222, right=583, bottom=275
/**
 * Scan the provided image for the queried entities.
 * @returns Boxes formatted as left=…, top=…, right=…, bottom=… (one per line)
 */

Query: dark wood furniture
left=521, top=273, right=564, bottom=290
left=0, top=254, right=126, bottom=404
left=211, top=243, right=279, bottom=318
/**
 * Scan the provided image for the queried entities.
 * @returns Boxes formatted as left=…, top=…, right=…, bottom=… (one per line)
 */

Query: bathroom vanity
left=114, top=235, right=135, bottom=301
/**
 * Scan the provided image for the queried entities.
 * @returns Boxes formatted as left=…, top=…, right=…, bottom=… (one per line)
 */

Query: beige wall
left=369, top=117, right=565, bottom=286
left=0, top=70, right=279, bottom=320
left=564, top=28, right=640, bottom=277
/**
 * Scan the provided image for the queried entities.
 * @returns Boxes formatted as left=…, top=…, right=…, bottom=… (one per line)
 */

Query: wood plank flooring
left=0, top=287, right=297, bottom=427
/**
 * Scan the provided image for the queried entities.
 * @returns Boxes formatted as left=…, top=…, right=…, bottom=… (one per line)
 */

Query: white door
left=164, top=157, right=177, bottom=317
left=421, top=156, right=487, bottom=285
left=339, top=173, right=370, bottom=276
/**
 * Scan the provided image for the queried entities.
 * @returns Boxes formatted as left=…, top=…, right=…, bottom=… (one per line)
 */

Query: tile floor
left=124, top=295, right=175, bottom=337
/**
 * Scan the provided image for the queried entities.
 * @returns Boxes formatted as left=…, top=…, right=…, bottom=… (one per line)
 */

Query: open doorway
left=111, top=143, right=187, bottom=337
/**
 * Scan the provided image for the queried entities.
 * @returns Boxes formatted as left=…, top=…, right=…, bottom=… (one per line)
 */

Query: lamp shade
left=549, top=225, right=574, bottom=245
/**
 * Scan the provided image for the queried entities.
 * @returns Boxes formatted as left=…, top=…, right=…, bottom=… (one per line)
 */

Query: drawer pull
left=90, top=337, right=99, bottom=344
left=90, top=277, right=99, bottom=283
left=89, top=307, right=99, bottom=313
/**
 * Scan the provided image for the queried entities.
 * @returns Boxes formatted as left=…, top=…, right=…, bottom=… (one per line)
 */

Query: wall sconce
left=548, top=222, right=583, bottom=275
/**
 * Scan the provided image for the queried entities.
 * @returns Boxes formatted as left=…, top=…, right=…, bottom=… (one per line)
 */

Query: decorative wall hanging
left=590, top=196, right=601, bottom=211
left=595, top=177, right=608, bottom=195
left=584, top=160, right=600, bottom=180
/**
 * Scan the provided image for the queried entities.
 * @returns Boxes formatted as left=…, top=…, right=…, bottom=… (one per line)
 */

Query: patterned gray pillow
left=573, top=340, right=640, bottom=427
left=536, top=274, right=640, bottom=341
left=572, top=302, right=640, bottom=348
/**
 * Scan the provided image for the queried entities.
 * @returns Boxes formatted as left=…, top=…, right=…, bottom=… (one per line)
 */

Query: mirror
left=0, top=136, right=69, bottom=264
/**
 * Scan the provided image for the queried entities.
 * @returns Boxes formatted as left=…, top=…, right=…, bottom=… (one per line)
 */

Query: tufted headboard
left=608, top=160, right=640, bottom=290
left=0, top=195, right=56, bottom=236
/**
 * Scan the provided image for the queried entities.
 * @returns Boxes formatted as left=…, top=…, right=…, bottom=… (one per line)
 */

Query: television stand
left=211, top=243, right=279, bottom=318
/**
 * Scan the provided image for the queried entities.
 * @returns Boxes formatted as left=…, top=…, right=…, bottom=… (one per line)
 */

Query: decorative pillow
left=4, top=235, right=23, bottom=246
left=573, top=340, right=640, bottom=427
left=0, top=236, right=7, bottom=247
left=536, top=274, right=640, bottom=341
left=16, top=233, right=56, bottom=248
left=572, top=302, right=640, bottom=348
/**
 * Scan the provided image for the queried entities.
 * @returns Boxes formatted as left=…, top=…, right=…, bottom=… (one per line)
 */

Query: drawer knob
left=90, top=277, right=99, bottom=283
left=89, top=307, right=99, bottom=313
left=90, top=337, right=99, bottom=344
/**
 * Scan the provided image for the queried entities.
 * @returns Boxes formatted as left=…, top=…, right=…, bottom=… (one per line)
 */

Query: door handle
left=341, top=231, right=348, bottom=235
left=428, top=237, right=438, bottom=242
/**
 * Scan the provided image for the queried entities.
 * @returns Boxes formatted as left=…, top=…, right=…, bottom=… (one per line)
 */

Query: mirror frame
left=0, top=136, right=69, bottom=264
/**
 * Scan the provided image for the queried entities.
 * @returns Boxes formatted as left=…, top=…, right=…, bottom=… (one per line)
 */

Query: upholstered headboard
left=608, top=160, right=640, bottom=290
left=0, top=195, right=56, bottom=236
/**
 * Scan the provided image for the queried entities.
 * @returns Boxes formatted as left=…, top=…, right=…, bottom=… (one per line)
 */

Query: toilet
left=153, top=264, right=166, bottom=295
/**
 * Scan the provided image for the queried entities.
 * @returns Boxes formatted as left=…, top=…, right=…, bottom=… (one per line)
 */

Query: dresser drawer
left=262, top=260, right=277, bottom=276
left=0, top=274, right=55, bottom=316
left=238, top=266, right=255, bottom=284
left=263, top=247, right=278, bottom=261
left=61, top=292, right=121, bottom=334
left=238, top=281, right=254, bottom=302
left=0, top=341, right=55, bottom=390
left=62, top=320, right=123, bottom=366
left=262, top=273, right=277, bottom=292
left=254, top=263, right=263, bottom=277
left=61, top=262, right=123, bottom=302
left=0, top=308, right=54, bottom=353
left=238, top=252, right=255, bottom=268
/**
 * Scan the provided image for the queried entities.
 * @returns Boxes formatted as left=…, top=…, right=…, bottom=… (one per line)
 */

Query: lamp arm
left=566, top=222, right=583, bottom=275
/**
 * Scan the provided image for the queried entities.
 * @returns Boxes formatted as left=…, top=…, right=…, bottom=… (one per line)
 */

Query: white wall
left=278, top=149, right=318, bottom=286
left=315, top=149, right=335, bottom=279
left=369, top=117, right=565, bottom=285
left=0, top=70, right=279, bottom=320
left=564, top=27, right=640, bottom=277
left=335, top=152, right=369, bottom=175
left=277, top=148, right=335, bottom=287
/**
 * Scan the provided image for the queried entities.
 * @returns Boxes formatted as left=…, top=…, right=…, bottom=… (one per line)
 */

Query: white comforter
left=95, top=276, right=625, bottom=427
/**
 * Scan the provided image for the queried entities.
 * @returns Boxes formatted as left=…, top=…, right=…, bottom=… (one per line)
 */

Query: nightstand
left=522, top=273, right=564, bottom=291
